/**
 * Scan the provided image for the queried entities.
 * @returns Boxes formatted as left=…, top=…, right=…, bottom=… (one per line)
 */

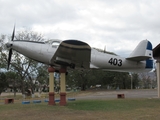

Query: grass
left=68, top=99, right=160, bottom=111
left=0, top=98, right=160, bottom=120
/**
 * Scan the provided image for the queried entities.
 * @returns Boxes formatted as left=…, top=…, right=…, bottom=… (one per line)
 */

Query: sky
left=0, top=0, right=160, bottom=57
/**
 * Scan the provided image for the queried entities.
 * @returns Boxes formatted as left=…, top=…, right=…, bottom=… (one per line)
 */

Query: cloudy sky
left=0, top=0, right=160, bottom=57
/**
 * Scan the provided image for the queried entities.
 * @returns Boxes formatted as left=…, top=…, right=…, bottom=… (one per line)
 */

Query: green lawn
left=68, top=99, right=160, bottom=111
left=0, top=98, right=160, bottom=120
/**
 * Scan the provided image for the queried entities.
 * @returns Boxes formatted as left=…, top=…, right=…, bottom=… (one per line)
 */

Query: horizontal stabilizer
left=126, top=40, right=152, bottom=61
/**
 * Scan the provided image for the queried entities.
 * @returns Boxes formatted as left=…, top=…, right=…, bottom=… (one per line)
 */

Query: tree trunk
left=14, top=89, right=16, bottom=97
left=21, top=81, right=26, bottom=99
left=81, top=83, right=86, bottom=91
left=38, top=88, right=41, bottom=97
left=31, top=88, right=35, bottom=98
left=123, top=80, right=126, bottom=89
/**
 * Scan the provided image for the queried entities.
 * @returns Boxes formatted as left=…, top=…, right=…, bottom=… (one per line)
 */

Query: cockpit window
left=93, top=48, right=117, bottom=56
left=45, top=39, right=61, bottom=48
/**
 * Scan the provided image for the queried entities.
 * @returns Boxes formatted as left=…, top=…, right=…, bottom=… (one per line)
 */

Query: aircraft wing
left=50, top=40, right=91, bottom=69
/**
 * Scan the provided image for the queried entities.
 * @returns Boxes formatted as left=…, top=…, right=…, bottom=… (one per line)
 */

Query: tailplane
left=126, top=40, right=152, bottom=61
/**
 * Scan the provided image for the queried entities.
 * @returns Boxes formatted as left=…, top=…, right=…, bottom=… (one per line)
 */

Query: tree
left=0, top=72, right=8, bottom=95
left=9, top=30, right=46, bottom=97
left=110, top=72, right=129, bottom=89
left=34, top=64, right=49, bottom=97
left=139, top=73, right=153, bottom=89
left=0, top=34, right=8, bottom=69
left=67, top=69, right=92, bottom=90
left=131, top=73, right=140, bottom=89
left=0, top=30, right=50, bottom=98
left=66, top=69, right=132, bottom=90
left=5, top=71, right=20, bottom=97
left=0, top=29, right=48, bottom=97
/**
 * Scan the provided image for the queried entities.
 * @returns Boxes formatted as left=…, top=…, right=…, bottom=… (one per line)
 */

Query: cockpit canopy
left=45, top=39, right=62, bottom=48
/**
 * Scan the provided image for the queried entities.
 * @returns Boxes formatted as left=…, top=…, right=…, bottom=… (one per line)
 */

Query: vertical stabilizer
left=126, top=40, right=152, bottom=61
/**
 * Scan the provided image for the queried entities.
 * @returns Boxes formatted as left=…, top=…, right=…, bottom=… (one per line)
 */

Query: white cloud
left=0, top=0, right=160, bottom=56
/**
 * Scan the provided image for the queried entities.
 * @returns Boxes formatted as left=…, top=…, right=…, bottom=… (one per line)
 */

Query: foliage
left=0, top=30, right=150, bottom=94
left=0, top=30, right=48, bottom=95
left=5, top=71, right=20, bottom=96
left=0, top=35, right=8, bottom=68
left=131, top=73, right=140, bottom=89
left=0, top=72, right=8, bottom=94
left=66, top=69, right=136, bottom=90
left=138, top=72, right=155, bottom=89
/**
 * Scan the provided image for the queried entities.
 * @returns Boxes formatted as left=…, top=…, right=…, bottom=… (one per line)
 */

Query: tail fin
left=126, top=40, right=152, bottom=61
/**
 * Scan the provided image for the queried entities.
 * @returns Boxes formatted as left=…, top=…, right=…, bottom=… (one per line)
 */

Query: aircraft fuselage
left=90, top=48, right=152, bottom=72
left=8, top=40, right=153, bottom=72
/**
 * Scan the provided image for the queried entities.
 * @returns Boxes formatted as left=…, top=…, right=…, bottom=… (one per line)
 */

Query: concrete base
left=59, top=92, right=67, bottom=106
left=5, top=98, right=14, bottom=104
left=22, top=101, right=30, bottom=104
left=156, top=62, right=160, bottom=98
left=48, top=92, right=56, bottom=105
left=117, top=94, right=125, bottom=98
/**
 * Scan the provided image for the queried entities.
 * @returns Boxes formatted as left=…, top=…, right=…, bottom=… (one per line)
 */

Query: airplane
left=6, top=27, right=154, bottom=73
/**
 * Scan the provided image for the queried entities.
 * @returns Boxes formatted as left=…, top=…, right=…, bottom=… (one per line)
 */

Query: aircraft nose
left=6, top=42, right=13, bottom=48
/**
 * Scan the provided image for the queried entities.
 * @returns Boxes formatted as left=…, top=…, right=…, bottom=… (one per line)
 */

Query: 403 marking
left=108, top=58, right=122, bottom=66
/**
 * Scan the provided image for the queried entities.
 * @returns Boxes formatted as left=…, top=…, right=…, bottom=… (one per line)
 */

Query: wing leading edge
left=50, top=40, right=91, bottom=69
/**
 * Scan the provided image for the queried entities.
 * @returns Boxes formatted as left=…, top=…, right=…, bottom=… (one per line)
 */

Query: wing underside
left=50, top=40, right=91, bottom=69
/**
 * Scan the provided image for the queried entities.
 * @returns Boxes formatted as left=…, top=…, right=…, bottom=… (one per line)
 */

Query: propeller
left=104, top=45, right=106, bottom=53
left=7, top=26, right=15, bottom=70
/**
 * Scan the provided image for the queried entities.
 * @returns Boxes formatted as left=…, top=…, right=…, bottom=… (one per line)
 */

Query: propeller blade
left=7, top=48, right=12, bottom=70
left=11, top=25, right=15, bottom=41
left=7, top=25, right=15, bottom=70
left=104, top=46, right=106, bottom=53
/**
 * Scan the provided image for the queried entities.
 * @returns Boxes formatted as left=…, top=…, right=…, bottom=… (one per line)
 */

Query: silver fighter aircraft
left=6, top=27, right=153, bottom=72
